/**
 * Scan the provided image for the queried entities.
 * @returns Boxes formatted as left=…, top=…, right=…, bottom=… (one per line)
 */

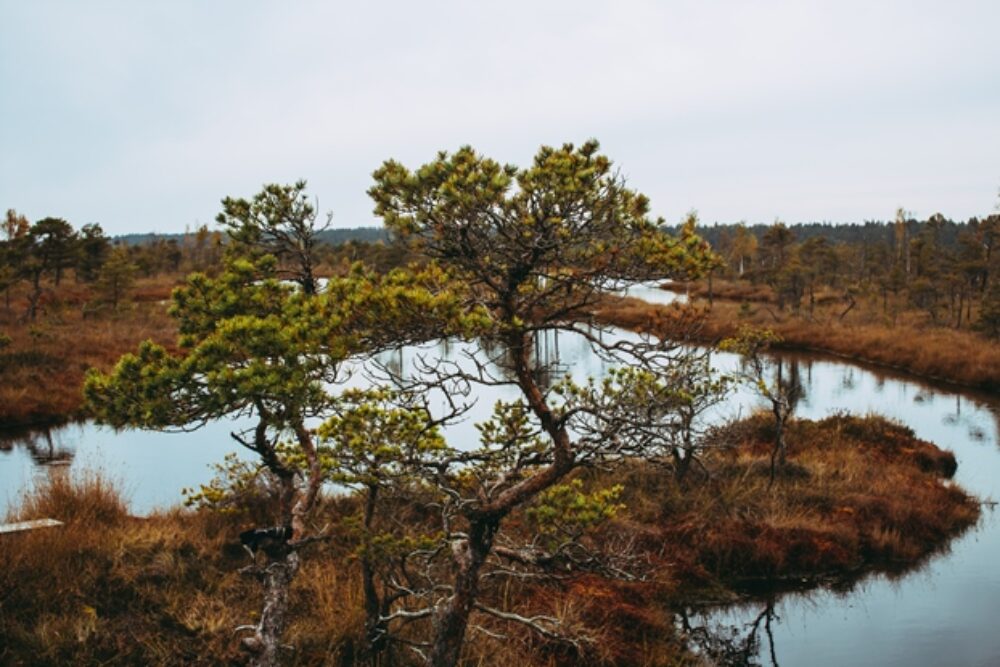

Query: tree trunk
left=300, top=274, right=316, bottom=296
left=774, top=416, right=787, bottom=467
left=361, top=485, right=389, bottom=660
left=423, top=326, right=573, bottom=665
left=243, top=551, right=300, bottom=667
left=26, top=273, right=42, bottom=322
left=428, top=518, right=498, bottom=667
left=235, top=414, right=312, bottom=667
left=904, top=227, right=911, bottom=279
left=838, top=293, right=856, bottom=321
left=672, top=448, right=693, bottom=483
left=768, top=400, right=789, bottom=488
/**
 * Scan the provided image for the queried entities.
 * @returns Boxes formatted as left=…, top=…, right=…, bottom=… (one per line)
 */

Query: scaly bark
left=243, top=551, right=300, bottom=667
left=428, top=517, right=499, bottom=667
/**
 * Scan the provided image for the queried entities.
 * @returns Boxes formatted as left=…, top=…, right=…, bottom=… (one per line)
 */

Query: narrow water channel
left=1, top=289, right=998, bottom=666
left=688, top=351, right=1000, bottom=667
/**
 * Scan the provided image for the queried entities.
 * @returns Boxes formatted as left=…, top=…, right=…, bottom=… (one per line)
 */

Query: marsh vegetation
left=1, top=145, right=996, bottom=666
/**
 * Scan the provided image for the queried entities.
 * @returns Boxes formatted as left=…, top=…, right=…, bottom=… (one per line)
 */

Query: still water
left=687, top=352, right=1000, bottom=667
left=1, top=288, right=999, bottom=666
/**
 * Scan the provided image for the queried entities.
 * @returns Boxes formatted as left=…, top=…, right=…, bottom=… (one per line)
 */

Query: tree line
left=683, top=208, right=1000, bottom=336
left=0, top=212, right=216, bottom=320
left=0, top=209, right=406, bottom=322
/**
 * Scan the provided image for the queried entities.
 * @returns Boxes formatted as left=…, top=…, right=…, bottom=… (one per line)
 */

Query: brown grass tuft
left=9, top=469, right=130, bottom=525
left=614, top=413, right=978, bottom=591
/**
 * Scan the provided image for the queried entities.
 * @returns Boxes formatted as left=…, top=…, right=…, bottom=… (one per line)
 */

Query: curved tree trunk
left=427, top=330, right=574, bottom=666
left=428, top=518, right=498, bottom=667
left=236, top=414, right=319, bottom=666
left=243, top=551, right=301, bottom=667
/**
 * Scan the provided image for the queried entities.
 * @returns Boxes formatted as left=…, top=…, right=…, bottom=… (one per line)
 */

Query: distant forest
left=678, top=215, right=999, bottom=251
left=110, top=216, right=990, bottom=252
left=114, top=226, right=389, bottom=246
left=4, top=206, right=997, bottom=335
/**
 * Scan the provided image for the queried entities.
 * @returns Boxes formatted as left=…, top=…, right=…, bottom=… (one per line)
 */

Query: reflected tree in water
left=0, top=427, right=75, bottom=466
left=679, top=597, right=780, bottom=667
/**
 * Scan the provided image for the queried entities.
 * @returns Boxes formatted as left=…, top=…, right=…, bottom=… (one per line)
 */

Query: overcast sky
left=1, top=1, right=998, bottom=235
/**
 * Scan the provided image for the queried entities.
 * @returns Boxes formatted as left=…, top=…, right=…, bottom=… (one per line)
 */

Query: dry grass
left=0, top=276, right=180, bottom=427
left=613, top=413, right=978, bottom=591
left=7, top=468, right=130, bottom=525
left=596, top=291, right=1000, bottom=392
left=662, top=279, right=774, bottom=303
left=702, top=301, right=1000, bottom=392
left=0, top=472, right=367, bottom=666
left=456, top=413, right=978, bottom=665
left=0, top=414, right=977, bottom=666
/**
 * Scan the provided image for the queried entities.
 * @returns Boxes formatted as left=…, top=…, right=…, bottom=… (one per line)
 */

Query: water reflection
left=3, top=332, right=999, bottom=513
left=684, top=522, right=982, bottom=667
left=0, top=426, right=80, bottom=515
left=680, top=597, right=781, bottom=667
left=775, top=358, right=804, bottom=415
left=2, top=297, right=1000, bottom=665
left=531, top=328, right=569, bottom=392
left=0, top=426, right=76, bottom=467
left=691, top=349, right=1000, bottom=667
left=839, top=367, right=856, bottom=392
left=730, top=350, right=1000, bottom=460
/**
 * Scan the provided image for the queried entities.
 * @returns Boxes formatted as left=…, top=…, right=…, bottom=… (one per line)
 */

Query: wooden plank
left=0, top=518, right=64, bottom=534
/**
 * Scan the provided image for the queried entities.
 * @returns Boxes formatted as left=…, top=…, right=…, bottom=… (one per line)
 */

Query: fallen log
left=0, top=518, right=63, bottom=535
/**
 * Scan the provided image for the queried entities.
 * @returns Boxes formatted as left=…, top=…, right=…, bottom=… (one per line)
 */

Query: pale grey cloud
left=1, top=0, right=998, bottom=234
